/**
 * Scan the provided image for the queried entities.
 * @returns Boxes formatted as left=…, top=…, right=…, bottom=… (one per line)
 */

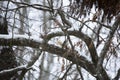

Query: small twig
left=76, top=65, right=84, bottom=80
left=59, top=63, right=73, bottom=80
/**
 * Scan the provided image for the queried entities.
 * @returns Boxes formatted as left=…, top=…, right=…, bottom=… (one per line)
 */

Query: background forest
left=0, top=0, right=120, bottom=80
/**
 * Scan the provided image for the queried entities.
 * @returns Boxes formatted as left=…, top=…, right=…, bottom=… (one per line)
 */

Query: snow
left=0, top=34, right=42, bottom=43
left=0, top=0, right=120, bottom=80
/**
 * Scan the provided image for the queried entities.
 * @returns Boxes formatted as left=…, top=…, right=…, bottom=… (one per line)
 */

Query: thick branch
left=0, top=35, right=40, bottom=48
left=46, top=31, right=110, bottom=79
left=41, top=43, right=96, bottom=75
left=0, top=35, right=96, bottom=77
left=46, top=30, right=98, bottom=65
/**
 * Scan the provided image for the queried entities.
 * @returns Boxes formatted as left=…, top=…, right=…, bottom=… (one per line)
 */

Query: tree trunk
left=0, top=11, right=18, bottom=79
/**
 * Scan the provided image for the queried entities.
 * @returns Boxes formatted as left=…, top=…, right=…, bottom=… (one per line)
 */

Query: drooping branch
left=43, top=30, right=110, bottom=79
left=0, top=30, right=98, bottom=67
left=0, top=34, right=96, bottom=77
left=0, top=29, right=111, bottom=79
left=0, top=30, right=99, bottom=65
left=46, top=30, right=98, bottom=65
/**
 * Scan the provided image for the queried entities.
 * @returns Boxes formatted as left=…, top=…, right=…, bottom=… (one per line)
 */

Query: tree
left=0, top=6, right=18, bottom=80
left=0, top=0, right=120, bottom=80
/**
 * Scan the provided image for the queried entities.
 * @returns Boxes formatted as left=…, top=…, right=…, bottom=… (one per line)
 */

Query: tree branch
left=0, top=65, right=31, bottom=77
left=96, top=14, right=120, bottom=80
left=0, top=34, right=97, bottom=77
left=99, top=15, right=120, bottom=65
left=0, top=35, right=41, bottom=48
left=46, top=30, right=98, bottom=65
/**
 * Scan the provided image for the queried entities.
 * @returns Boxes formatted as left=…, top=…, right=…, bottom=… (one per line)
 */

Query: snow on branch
left=0, top=31, right=98, bottom=67
left=0, top=65, right=31, bottom=76
left=0, top=33, right=97, bottom=76
left=0, top=34, right=42, bottom=48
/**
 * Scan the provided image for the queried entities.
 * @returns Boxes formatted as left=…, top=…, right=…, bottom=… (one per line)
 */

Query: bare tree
left=0, top=0, right=120, bottom=80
